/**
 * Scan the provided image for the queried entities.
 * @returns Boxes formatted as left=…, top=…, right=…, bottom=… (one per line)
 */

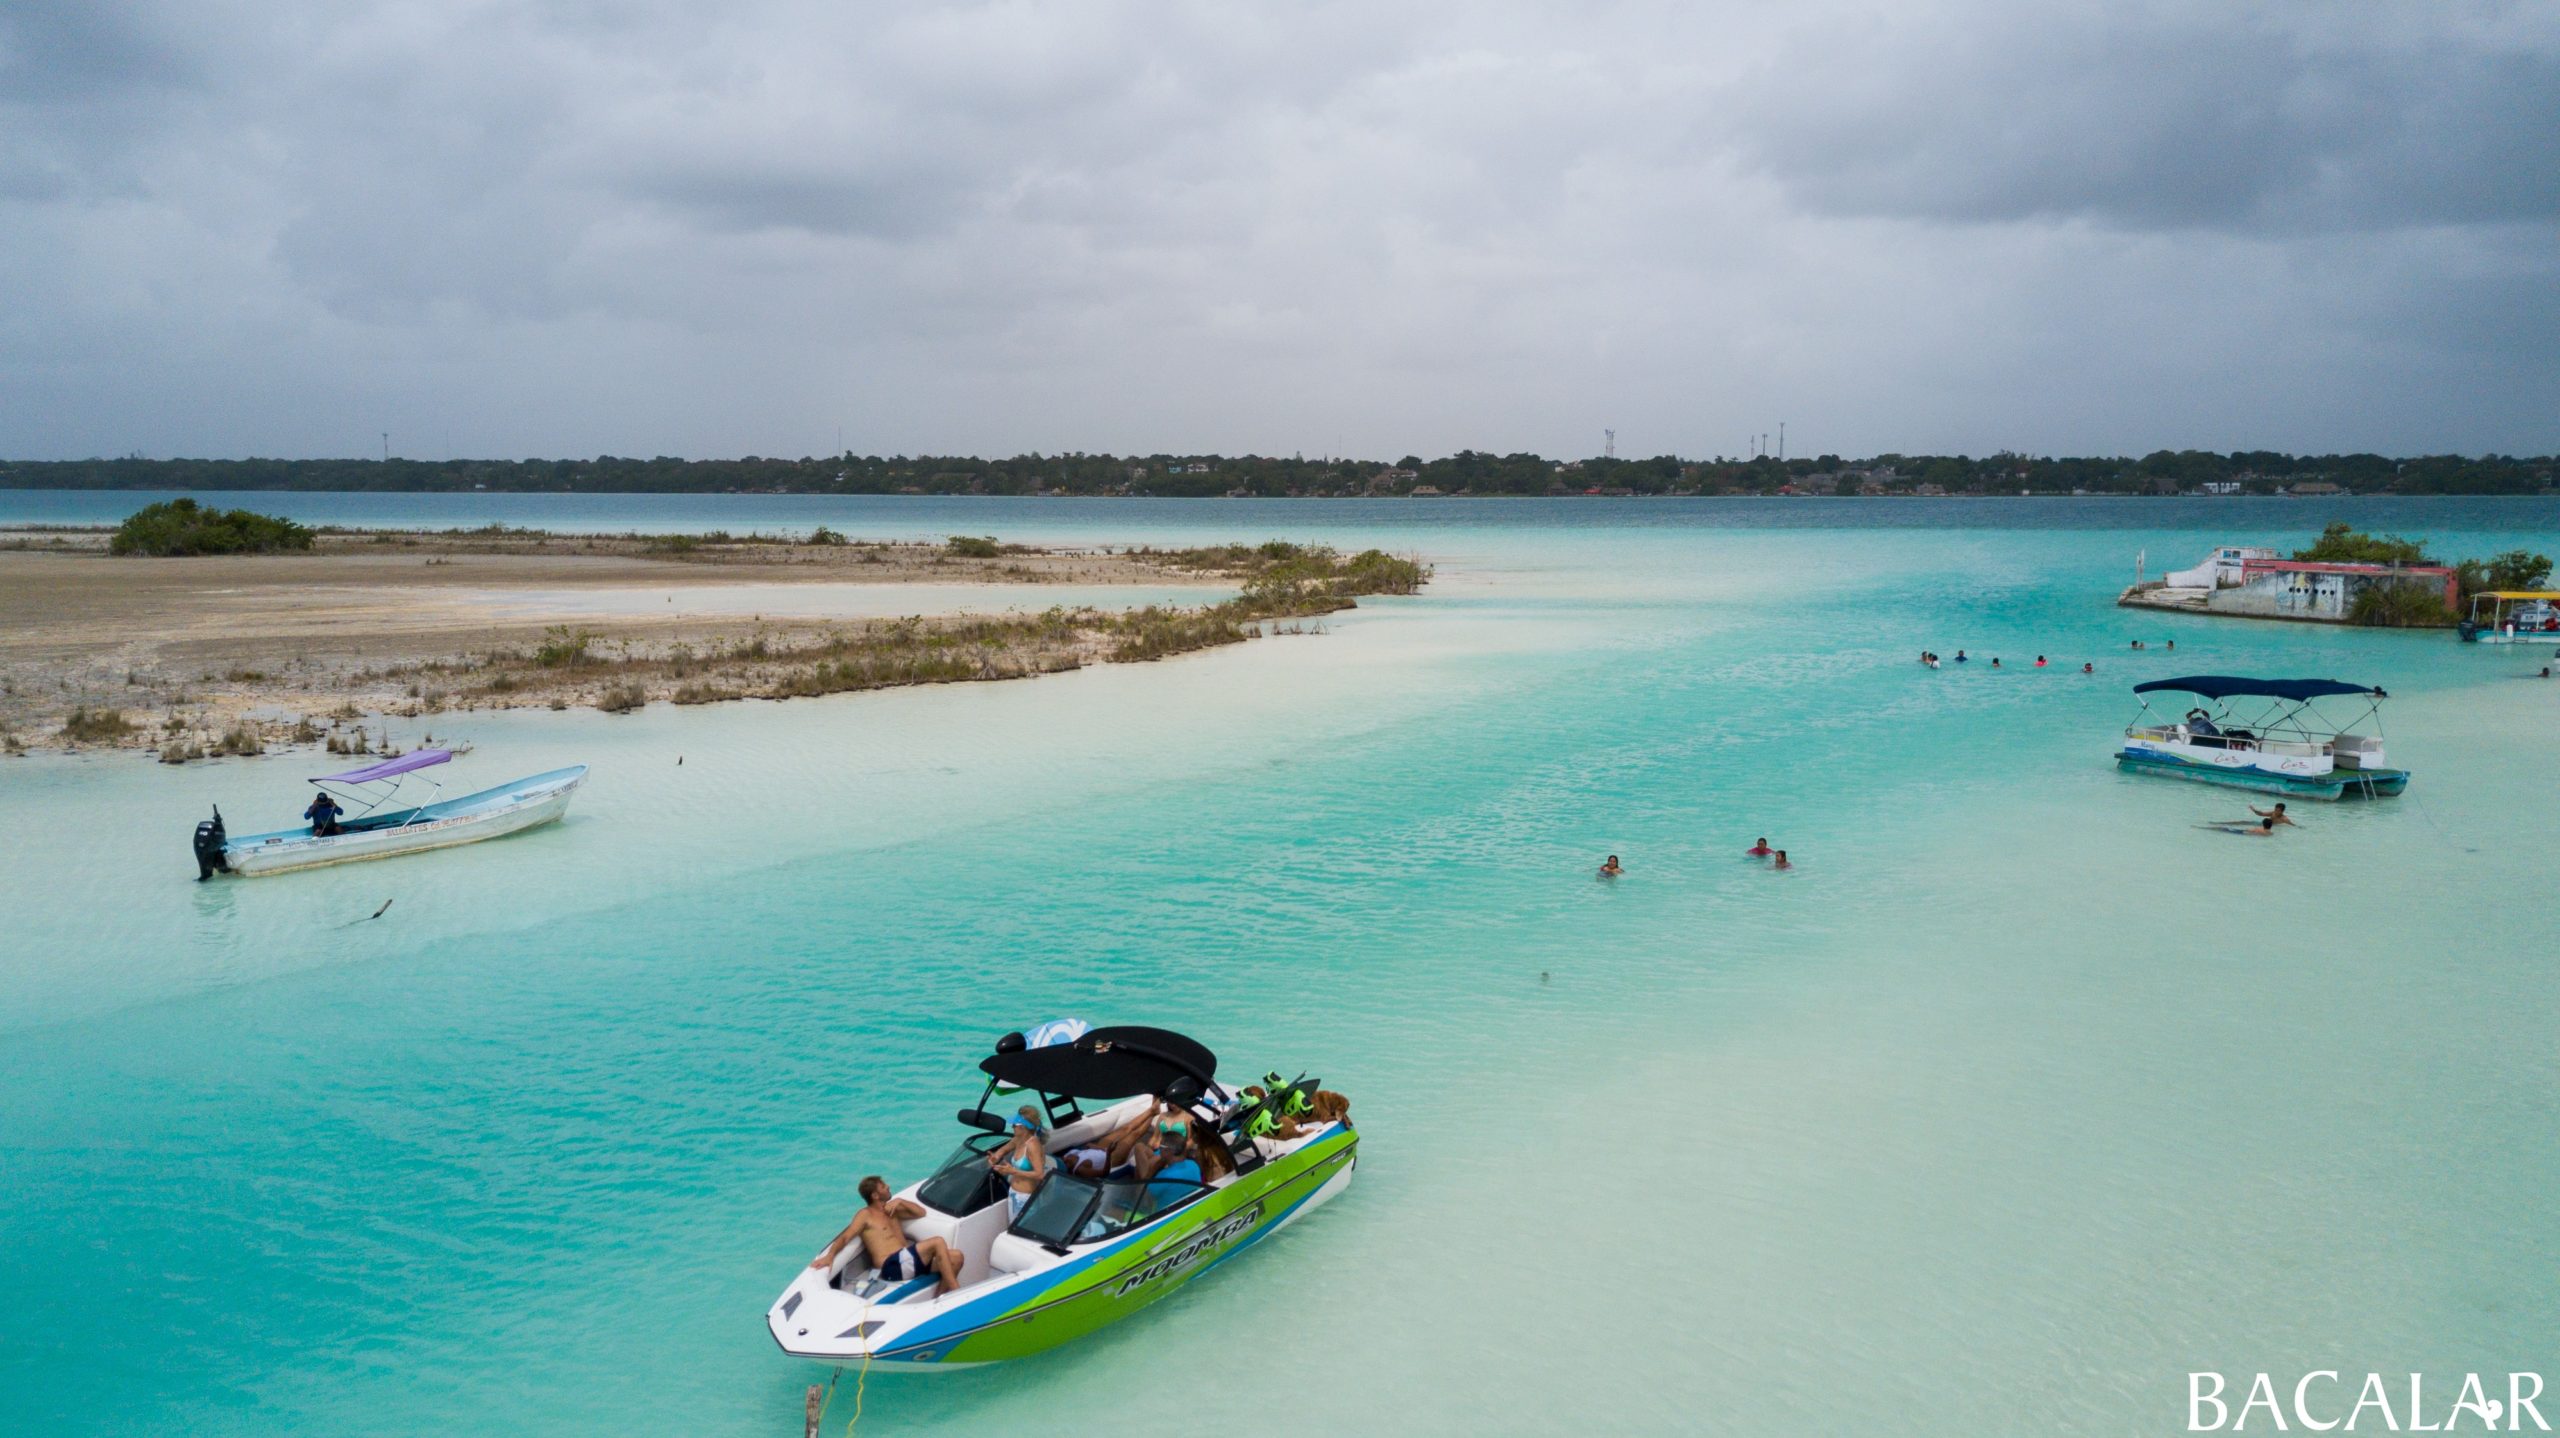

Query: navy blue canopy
left=2132, top=676, right=2379, bottom=701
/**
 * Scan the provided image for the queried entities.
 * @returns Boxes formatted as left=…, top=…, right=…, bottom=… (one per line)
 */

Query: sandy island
left=0, top=528, right=1426, bottom=760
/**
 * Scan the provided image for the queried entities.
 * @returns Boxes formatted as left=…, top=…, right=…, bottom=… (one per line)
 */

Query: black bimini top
left=980, top=1025, right=1218, bottom=1100
left=2132, top=676, right=2380, bottom=702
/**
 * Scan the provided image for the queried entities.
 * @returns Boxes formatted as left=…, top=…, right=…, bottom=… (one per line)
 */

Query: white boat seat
left=833, top=1268, right=935, bottom=1303
left=989, top=1230, right=1061, bottom=1274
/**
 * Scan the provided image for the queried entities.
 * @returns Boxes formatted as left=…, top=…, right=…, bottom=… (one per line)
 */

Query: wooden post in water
left=805, top=1383, right=824, bottom=1438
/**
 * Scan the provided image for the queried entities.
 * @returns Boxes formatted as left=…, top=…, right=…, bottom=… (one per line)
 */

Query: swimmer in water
left=1747, top=837, right=1772, bottom=857
left=2250, top=803, right=2296, bottom=827
left=1598, top=855, right=1623, bottom=878
left=2166, top=639, right=2175, bottom=651
left=1990, top=657, right=2002, bottom=669
left=1771, top=849, right=1791, bottom=870
left=2199, top=817, right=2279, bottom=836
left=2082, top=662, right=2094, bottom=674
left=2035, top=655, right=2047, bottom=668
left=1954, top=650, right=1968, bottom=663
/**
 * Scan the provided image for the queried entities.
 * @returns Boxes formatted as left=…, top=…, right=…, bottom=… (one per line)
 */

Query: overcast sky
left=4, top=0, right=2555, bottom=461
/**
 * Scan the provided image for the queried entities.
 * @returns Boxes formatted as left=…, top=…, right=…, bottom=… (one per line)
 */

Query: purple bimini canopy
left=311, top=748, right=454, bottom=785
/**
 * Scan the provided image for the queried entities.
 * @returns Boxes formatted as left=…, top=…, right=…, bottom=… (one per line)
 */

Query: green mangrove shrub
left=111, top=499, right=314, bottom=556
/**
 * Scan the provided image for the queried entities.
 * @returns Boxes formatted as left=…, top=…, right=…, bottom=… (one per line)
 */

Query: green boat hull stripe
left=876, top=1127, right=1355, bottom=1361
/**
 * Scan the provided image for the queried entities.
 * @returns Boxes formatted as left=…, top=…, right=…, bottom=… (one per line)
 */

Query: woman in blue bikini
left=988, top=1110, right=1051, bottom=1218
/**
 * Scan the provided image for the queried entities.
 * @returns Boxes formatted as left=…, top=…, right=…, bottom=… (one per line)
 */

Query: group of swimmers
left=1599, top=841, right=1790, bottom=876
left=1918, top=649, right=2103, bottom=675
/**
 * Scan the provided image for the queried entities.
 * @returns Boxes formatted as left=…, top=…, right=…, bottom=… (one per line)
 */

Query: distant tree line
left=5, top=448, right=2552, bottom=497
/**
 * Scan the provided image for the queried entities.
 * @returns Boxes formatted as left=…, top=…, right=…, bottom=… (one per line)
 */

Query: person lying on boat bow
left=303, top=788, right=344, bottom=837
left=812, top=1176, right=962, bottom=1294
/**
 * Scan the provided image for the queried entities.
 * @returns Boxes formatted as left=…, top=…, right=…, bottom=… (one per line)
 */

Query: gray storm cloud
left=1, top=0, right=2552, bottom=460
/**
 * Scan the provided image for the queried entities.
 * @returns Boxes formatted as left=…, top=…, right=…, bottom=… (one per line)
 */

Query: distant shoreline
left=5, top=448, right=2551, bottom=499
left=5, top=485, right=2551, bottom=499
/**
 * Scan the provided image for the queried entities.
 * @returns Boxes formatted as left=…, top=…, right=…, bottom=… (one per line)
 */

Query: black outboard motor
left=192, top=806, right=230, bottom=881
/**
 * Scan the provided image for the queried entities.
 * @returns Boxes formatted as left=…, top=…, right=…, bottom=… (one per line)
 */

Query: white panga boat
left=2116, top=676, right=2408, bottom=799
left=191, top=749, right=587, bottom=878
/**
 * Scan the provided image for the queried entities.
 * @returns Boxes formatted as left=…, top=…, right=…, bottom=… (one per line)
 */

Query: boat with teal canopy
left=768, top=1025, right=1355, bottom=1370
left=2116, top=676, right=2408, bottom=799
left=190, top=749, right=588, bottom=878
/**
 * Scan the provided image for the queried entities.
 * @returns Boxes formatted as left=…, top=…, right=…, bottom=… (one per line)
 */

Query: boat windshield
left=916, top=1134, right=1011, bottom=1216
left=1010, top=1172, right=1213, bottom=1248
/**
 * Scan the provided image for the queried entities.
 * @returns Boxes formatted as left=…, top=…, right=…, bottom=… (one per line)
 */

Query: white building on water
left=2132, top=544, right=2460, bottom=623
left=2160, top=546, right=2275, bottom=589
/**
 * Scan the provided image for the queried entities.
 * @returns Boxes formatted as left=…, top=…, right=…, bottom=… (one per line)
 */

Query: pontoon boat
left=2117, top=676, right=2408, bottom=799
left=767, top=1025, right=1356, bottom=1369
left=191, top=750, right=587, bottom=878
left=2457, top=591, right=2560, bottom=644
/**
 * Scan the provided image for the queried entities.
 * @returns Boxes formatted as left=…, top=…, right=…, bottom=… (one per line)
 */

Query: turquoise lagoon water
left=4, top=497, right=2557, bottom=1435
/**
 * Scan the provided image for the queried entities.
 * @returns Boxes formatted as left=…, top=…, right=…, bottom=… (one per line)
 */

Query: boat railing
left=2257, top=738, right=2328, bottom=758
left=2126, top=722, right=2261, bottom=752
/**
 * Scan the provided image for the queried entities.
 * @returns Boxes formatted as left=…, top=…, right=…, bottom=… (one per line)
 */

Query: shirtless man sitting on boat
left=811, top=1176, right=962, bottom=1294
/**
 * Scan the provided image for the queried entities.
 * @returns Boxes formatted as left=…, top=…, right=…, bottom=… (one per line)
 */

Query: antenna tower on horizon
left=1604, top=428, right=1616, bottom=460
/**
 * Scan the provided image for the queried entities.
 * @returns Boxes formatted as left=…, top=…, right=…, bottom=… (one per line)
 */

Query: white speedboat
left=2116, top=676, right=2408, bottom=799
left=191, top=750, right=587, bottom=878
left=768, top=1025, right=1356, bottom=1370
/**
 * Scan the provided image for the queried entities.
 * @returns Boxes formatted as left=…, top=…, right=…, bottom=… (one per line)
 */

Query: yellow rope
left=844, top=1340, right=873, bottom=1437
left=841, top=1285, right=877, bottom=1438
left=808, top=1285, right=878, bottom=1438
